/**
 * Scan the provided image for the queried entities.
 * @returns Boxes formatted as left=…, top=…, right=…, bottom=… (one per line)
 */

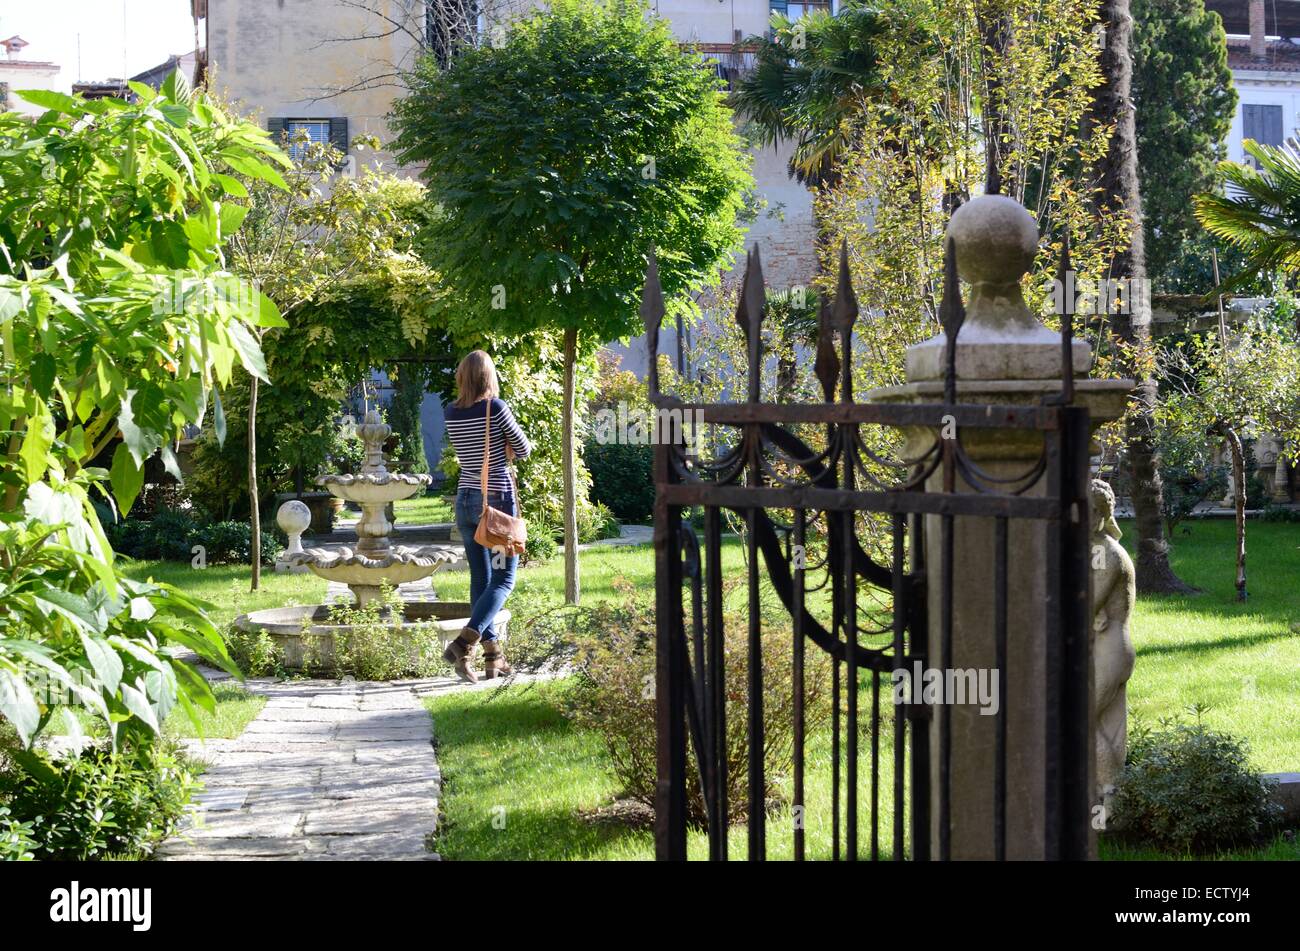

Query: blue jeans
left=455, top=486, right=518, bottom=643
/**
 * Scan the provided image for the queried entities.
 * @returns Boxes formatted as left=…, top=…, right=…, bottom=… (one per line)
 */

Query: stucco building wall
left=205, top=0, right=422, bottom=175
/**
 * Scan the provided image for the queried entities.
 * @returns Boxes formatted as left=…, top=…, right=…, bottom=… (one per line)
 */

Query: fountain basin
left=289, top=544, right=461, bottom=607
left=318, top=472, right=432, bottom=505
left=233, top=602, right=511, bottom=672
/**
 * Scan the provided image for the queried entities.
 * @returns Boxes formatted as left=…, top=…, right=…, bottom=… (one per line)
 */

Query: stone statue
left=1089, top=479, right=1136, bottom=806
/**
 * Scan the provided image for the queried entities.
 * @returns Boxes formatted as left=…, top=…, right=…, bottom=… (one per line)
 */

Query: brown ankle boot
left=482, top=640, right=512, bottom=679
left=443, top=627, right=481, bottom=683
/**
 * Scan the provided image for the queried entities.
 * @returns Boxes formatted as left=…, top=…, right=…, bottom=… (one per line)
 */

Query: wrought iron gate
left=647, top=238, right=1093, bottom=861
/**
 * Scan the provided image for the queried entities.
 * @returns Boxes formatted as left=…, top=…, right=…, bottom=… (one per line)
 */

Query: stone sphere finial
left=276, top=498, right=312, bottom=556
left=946, top=194, right=1039, bottom=289
left=277, top=499, right=312, bottom=536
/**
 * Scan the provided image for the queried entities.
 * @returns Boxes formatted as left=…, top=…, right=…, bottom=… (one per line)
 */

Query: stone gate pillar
left=871, top=196, right=1131, bottom=859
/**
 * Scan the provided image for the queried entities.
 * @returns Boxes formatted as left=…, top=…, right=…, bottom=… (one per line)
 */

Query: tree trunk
left=1089, top=0, right=1193, bottom=594
left=562, top=326, right=580, bottom=605
left=1225, top=428, right=1247, bottom=601
left=249, top=375, right=261, bottom=592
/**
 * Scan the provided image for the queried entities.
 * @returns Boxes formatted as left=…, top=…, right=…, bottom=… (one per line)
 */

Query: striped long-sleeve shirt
left=443, top=397, right=532, bottom=494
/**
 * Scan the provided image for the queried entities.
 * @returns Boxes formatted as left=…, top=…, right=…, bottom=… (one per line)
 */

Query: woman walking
left=442, top=350, right=532, bottom=682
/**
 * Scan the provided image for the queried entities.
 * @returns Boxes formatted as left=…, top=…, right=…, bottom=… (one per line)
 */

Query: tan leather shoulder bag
left=473, top=398, right=527, bottom=556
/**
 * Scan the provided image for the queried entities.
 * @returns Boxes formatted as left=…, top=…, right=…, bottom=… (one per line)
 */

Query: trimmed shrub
left=1110, top=713, right=1283, bottom=854
left=585, top=438, right=655, bottom=523
left=106, top=509, right=282, bottom=565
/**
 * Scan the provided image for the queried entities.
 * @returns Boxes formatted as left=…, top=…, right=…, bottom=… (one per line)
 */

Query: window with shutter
left=1263, top=105, right=1284, bottom=147
left=328, top=117, right=350, bottom=157
left=1242, top=103, right=1285, bottom=166
left=1243, top=104, right=1260, bottom=144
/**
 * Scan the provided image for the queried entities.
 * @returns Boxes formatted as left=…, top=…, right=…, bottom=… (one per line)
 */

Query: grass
left=165, top=684, right=266, bottom=740
left=1099, top=834, right=1300, bottom=861
left=424, top=521, right=1299, bottom=861
left=119, top=559, right=329, bottom=630
left=392, top=494, right=454, bottom=526
left=427, top=677, right=901, bottom=861
left=1120, top=518, right=1300, bottom=772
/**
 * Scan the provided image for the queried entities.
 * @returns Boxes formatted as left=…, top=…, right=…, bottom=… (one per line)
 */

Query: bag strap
left=480, top=398, right=491, bottom=511
left=479, top=397, right=521, bottom=516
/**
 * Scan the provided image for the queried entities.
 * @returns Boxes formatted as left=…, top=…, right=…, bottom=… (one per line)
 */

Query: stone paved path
left=158, top=678, right=443, bottom=861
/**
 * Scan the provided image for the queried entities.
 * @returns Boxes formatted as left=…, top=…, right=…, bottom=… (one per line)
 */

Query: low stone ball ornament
left=276, top=499, right=312, bottom=538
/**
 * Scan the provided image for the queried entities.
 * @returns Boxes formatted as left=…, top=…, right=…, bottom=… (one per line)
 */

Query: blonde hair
left=454, top=350, right=500, bottom=408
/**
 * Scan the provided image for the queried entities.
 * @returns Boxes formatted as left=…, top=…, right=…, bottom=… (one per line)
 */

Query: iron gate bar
left=793, top=508, right=807, bottom=862
left=746, top=448, right=765, bottom=860
left=909, top=510, right=931, bottom=861
left=891, top=513, right=907, bottom=861
left=660, top=484, right=1065, bottom=519
left=705, top=504, right=726, bottom=861
left=994, top=516, right=1009, bottom=861
left=652, top=399, right=1066, bottom=429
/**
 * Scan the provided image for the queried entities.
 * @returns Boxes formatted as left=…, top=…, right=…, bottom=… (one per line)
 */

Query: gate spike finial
left=736, top=245, right=765, bottom=403
left=813, top=295, right=840, bottom=402
left=641, top=247, right=665, bottom=397
left=940, top=235, right=965, bottom=403
left=1056, top=230, right=1075, bottom=404
left=832, top=239, right=858, bottom=334
left=833, top=239, right=858, bottom=402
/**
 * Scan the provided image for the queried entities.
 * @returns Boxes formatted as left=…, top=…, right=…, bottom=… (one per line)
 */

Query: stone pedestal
left=870, top=195, right=1132, bottom=859
left=274, top=499, right=311, bottom=575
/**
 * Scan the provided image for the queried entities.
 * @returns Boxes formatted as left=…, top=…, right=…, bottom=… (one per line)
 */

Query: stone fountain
left=234, top=411, right=509, bottom=671
left=293, top=411, right=457, bottom=606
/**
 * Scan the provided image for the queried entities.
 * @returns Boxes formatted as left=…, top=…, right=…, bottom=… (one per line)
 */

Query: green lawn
left=165, top=683, right=266, bottom=740
left=120, top=559, right=329, bottom=630
left=1120, top=518, right=1300, bottom=772
left=424, top=521, right=1300, bottom=861
left=392, top=495, right=454, bottom=526
left=426, top=676, right=901, bottom=861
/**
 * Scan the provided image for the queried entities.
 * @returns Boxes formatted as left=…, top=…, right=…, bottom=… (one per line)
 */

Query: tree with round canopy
left=391, top=0, right=752, bottom=602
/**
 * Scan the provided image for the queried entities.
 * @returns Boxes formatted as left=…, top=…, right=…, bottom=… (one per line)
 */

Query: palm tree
left=1195, top=140, right=1300, bottom=292
left=1090, top=0, right=1194, bottom=594
left=730, top=4, right=897, bottom=187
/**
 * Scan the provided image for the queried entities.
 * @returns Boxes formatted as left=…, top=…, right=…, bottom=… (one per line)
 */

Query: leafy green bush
left=1245, top=471, right=1273, bottom=510
left=201, top=520, right=284, bottom=565
left=565, top=589, right=832, bottom=826
left=585, top=438, right=655, bottom=523
left=306, top=589, right=450, bottom=680
left=1110, top=712, right=1283, bottom=854
left=0, top=805, right=37, bottom=861
left=0, top=738, right=200, bottom=860
left=577, top=499, right=621, bottom=543
left=0, top=74, right=274, bottom=749
left=524, top=530, right=559, bottom=565
left=224, top=624, right=287, bottom=679
left=106, top=509, right=282, bottom=565
left=1261, top=504, right=1300, bottom=522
